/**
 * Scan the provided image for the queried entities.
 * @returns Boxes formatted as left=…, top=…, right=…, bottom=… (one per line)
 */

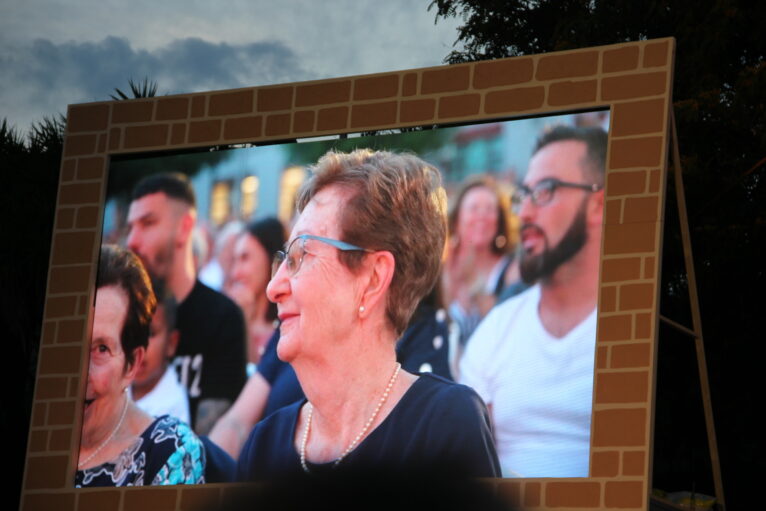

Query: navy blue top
left=237, top=373, right=500, bottom=480
left=257, top=304, right=452, bottom=419
left=395, top=305, right=452, bottom=379
left=199, top=435, right=236, bottom=483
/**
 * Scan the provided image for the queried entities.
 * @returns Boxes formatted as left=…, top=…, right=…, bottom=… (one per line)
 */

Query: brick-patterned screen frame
left=22, top=38, right=674, bottom=511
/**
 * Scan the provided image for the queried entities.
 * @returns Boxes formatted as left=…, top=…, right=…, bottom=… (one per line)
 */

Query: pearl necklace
left=78, top=392, right=129, bottom=469
left=300, top=362, right=401, bottom=473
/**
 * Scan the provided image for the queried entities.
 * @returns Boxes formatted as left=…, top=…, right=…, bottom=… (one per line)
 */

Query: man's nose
left=517, top=194, right=536, bottom=224
left=126, top=229, right=139, bottom=252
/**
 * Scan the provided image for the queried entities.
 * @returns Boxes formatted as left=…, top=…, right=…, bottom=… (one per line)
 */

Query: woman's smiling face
left=82, top=285, right=134, bottom=445
left=457, top=185, right=499, bottom=250
left=266, top=185, right=362, bottom=364
left=230, top=232, right=271, bottom=297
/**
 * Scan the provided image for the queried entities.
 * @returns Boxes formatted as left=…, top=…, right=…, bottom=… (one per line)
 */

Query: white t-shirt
left=135, top=366, right=191, bottom=426
left=459, top=284, right=596, bottom=478
left=198, top=259, right=224, bottom=291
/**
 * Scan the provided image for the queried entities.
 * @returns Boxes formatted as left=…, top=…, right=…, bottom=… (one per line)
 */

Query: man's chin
left=133, top=255, right=163, bottom=281
left=520, top=254, right=545, bottom=284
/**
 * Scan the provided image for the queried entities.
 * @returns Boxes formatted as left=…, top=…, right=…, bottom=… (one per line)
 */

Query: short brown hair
left=97, top=245, right=157, bottom=369
left=447, top=176, right=514, bottom=255
left=296, top=149, right=447, bottom=335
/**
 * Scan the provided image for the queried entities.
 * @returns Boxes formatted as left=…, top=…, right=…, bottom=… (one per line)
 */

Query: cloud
left=0, top=36, right=311, bottom=131
left=0, top=1, right=464, bottom=132
left=156, top=38, right=310, bottom=91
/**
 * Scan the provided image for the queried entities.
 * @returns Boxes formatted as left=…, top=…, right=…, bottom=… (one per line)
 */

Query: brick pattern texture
left=22, top=37, right=674, bottom=510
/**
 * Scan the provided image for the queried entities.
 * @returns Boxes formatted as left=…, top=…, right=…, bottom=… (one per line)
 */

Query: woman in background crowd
left=226, top=217, right=286, bottom=370
left=199, top=221, right=244, bottom=292
left=442, top=177, right=520, bottom=346
left=76, top=245, right=204, bottom=487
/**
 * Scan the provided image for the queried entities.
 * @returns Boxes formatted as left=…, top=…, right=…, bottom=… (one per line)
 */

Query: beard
left=134, top=237, right=175, bottom=283
left=519, top=200, right=588, bottom=284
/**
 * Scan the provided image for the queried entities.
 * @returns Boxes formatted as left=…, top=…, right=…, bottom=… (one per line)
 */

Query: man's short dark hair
left=534, top=125, right=607, bottom=186
left=132, top=172, right=196, bottom=208
left=97, top=245, right=157, bottom=369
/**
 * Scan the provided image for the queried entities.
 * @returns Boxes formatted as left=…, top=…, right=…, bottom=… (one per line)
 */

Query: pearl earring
left=359, top=305, right=365, bottom=313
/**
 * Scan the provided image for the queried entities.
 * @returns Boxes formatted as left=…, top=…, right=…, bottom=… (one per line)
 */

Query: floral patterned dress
left=75, top=415, right=205, bottom=486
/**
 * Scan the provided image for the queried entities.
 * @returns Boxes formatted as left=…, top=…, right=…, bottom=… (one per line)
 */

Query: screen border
left=22, top=37, right=674, bottom=511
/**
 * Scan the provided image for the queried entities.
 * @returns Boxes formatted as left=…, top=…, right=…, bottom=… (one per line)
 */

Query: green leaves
left=110, top=77, right=159, bottom=100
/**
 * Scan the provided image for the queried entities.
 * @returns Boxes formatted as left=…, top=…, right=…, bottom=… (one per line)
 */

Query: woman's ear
left=358, top=251, right=395, bottom=318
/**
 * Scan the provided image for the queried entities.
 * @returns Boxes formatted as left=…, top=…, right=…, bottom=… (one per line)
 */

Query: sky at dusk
left=0, top=0, right=461, bottom=132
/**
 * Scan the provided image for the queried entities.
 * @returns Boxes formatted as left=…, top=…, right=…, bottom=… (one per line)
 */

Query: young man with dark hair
left=460, top=126, right=606, bottom=478
left=127, top=172, right=247, bottom=434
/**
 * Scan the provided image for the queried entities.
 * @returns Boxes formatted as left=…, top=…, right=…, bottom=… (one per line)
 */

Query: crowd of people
left=76, top=125, right=606, bottom=487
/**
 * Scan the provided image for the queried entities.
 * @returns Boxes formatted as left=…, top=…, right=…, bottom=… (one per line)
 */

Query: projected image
left=77, top=110, right=609, bottom=485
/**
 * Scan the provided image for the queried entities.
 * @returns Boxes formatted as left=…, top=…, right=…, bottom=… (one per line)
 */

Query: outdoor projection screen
left=22, top=38, right=674, bottom=510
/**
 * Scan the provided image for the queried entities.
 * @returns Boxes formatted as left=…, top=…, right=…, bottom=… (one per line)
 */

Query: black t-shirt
left=173, top=280, right=247, bottom=429
left=257, top=305, right=453, bottom=419
left=237, top=373, right=500, bottom=480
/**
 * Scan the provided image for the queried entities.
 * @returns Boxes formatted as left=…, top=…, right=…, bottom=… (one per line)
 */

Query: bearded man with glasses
left=459, top=125, right=607, bottom=478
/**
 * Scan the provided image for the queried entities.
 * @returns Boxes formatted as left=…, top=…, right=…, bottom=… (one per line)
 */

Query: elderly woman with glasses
left=77, top=245, right=205, bottom=486
left=236, top=149, right=499, bottom=479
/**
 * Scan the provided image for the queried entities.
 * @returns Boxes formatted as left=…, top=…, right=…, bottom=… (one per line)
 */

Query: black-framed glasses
left=271, top=234, right=373, bottom=278
left=512, top=178, right=603, bottom=208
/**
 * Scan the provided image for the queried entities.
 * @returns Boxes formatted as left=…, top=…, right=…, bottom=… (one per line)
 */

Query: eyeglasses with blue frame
left=271, top=234, right=373, bottom=278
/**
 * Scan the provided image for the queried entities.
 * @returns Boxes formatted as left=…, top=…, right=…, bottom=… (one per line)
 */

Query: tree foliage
left=0, top=119, right=27, bottom=156
left=0, top=113, right=62, bottom=382
left=110, top=77, right=159, bottom=100
left=1, top=115, right=62, bottom=510
left=430, top=0, right=765, bottom=505
left=28, top=114, right=66, bottom=155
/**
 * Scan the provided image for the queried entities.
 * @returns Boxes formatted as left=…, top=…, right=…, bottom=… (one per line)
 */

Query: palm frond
left=110, top=77, right=159, bottom=100
left=0, top=118, right=27, bottom=155
left=28, top=114, right=66, bottom=154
